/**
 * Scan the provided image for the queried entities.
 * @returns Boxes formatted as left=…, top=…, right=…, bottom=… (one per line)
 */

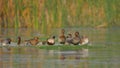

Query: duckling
left=58, top=29, right=66, bottom=44
left=66, top=34, right=73, bottom=45
left=25, top=37, right=39, bottom=46
left=72, top=31, right=81, bottom=45
left=47, top=36, right=55, bottom=45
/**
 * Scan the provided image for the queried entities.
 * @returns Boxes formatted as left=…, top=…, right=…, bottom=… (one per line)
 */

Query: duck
left=66, top=34, right=73, bottom=45
left=47, top=36, right=55, bottom=45
left=0, top=36, right=22, bottom=46
left=72, top=31, right=81, bottom=45
left=80, top=35, right=89, bottom=45
left=58, top=29, right=66, bottom=44
left=1, top=38, right=12, bottom=46
left=25, top=37, right=39, bottom=46
left=17, top=36, right=21, bottom=45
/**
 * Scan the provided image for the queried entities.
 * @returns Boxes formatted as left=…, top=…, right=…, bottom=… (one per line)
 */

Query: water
left=0, top=27, right=120, bottom=68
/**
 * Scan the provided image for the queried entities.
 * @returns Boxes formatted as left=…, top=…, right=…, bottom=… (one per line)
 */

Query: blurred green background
left=0, top=0, right=119, bottom=32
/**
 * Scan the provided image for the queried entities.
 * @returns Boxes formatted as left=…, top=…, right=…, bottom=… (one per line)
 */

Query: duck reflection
left=46, top=48, right=88, bottom=60
left=46, top=49, right=89, bottom=68
left=59, top=48, right=89, bottom=60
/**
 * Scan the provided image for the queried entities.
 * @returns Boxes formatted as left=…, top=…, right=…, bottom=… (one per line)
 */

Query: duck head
left=61, top=29, right=65, bottom=34
left=34, top=37, right=39, bottom=41
left=67, top=34, right=72, bottom=38
left=52, top=36, right=55, bottom=39
left=74, top=31, right=80, bottom=37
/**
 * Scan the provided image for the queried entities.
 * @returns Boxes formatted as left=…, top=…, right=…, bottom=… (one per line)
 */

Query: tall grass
left=0, top=0, right=119, bottom=34
left=14, top=0, right=19, bottom=29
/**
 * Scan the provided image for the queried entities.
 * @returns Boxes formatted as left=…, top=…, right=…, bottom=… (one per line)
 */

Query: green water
left=0, top=27, right=120, bottom=68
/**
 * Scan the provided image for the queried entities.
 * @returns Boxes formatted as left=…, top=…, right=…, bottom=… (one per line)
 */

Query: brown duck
left=66, top=33, right=73, bottom=45
left=58, top=29, right=66, bottom=44
left=25, top=37, right=39, bottom=46
left=80, top=35, right=89, bottom=45
left=72, top=31, right=81, bottom=45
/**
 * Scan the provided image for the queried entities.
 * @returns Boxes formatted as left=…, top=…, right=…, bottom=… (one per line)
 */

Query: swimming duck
left=72, top=31, right=81, bottom=45
left=1, top=38, right=11, bottom=46
left=80, top=35, right=89, bottom=45
left=58, top=29, right=66, bottom=44
left=66, top=34, right=73, bottom=45
left=47, top=36, right=55, bottom=45
left=25, top=37, right=39, bottom=46
left=17, top=36, right=21, bottom=45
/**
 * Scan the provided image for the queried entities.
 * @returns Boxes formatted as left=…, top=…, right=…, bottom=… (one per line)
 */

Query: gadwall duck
left=58, top=29, right=66, bottom=44
left=25, top=37, right=39, bottom=46
left=72, top=31, right=81, bottom=45
left=47, top=36, right=55, bottom=45
left=66, top=34, right=73, bottom=45
left=80, top=35, right=89, bottom=45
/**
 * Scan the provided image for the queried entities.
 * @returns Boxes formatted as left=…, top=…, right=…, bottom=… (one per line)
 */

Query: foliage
left=0, top=0, right=119, bottom=33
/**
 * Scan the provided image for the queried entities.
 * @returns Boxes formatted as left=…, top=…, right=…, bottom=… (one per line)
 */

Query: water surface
left=0, top=27, right=120, bottom=68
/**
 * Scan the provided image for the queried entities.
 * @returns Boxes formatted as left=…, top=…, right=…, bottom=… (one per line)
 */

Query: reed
left=32, top=0, right=39, bottom=30
left=0, top=0, right=119, bottom=33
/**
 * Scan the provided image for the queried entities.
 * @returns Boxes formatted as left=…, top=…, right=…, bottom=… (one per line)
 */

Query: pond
left=0, top=27, right=120, bottom=68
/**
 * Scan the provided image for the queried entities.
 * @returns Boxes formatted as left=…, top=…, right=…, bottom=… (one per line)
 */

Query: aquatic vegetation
left=0, top=0, right=119, bottom=34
